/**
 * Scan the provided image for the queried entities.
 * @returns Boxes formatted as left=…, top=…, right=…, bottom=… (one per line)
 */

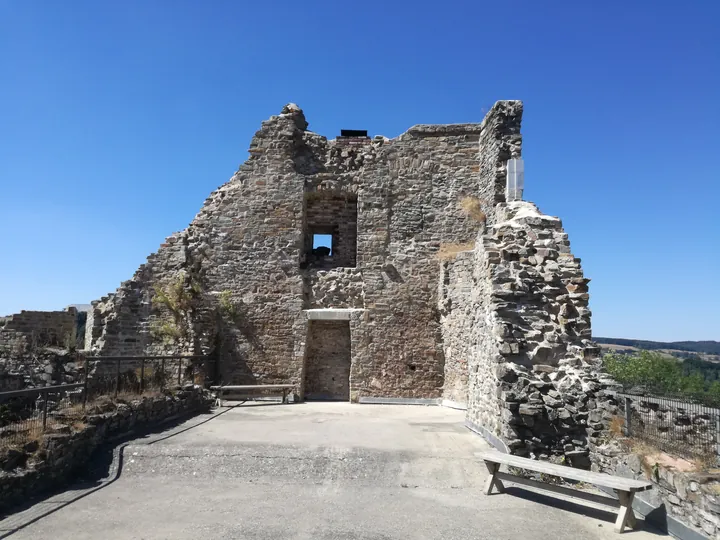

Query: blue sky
left=1, top=1, right=718, bottom=341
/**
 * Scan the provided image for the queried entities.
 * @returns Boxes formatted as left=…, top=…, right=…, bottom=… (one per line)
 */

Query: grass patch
left=608, top=415, right=625, bottom=438
left=459, top=196, right=486, bottom=223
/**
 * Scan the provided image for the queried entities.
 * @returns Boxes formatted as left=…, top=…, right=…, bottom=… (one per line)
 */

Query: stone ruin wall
left=441, top=201, right=617, bottom=466
left=81, top=99, right=639, bottom=466
left=0, top=308, right=77, bottom=353
left=70, top=99, right=625, bottom=467
left=7, top=98, right=714, bottom=536
left=0, top=308, right=82, bottom=390
left=86, top=101, right=523, bottom=401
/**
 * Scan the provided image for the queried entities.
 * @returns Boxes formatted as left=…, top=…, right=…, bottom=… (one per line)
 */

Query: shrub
left=151, top=271, right=203, bottom=344
left=218, top=290, right=238, bottom=319
left=153, top=272, right=196, bottom=316
left=149, top=320, right=183, bottom=344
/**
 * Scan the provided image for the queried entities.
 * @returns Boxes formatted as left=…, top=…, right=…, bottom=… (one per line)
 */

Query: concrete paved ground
left=1, top=403, right=665, bottom=539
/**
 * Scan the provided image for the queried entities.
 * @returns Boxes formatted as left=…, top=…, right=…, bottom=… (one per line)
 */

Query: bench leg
left=614, top=491, right=637, bottom=533
left=483, top=462, right=505, bottom=495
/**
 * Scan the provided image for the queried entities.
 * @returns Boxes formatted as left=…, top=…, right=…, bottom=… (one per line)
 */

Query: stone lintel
left=304, top=308, right=365, bottom=321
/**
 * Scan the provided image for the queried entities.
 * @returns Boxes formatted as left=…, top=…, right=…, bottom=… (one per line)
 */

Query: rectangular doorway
left=304, top=320, right=351, bottom=400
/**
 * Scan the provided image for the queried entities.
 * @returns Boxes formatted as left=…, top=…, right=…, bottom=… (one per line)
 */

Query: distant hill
left=595, top=337, right=720, bottom=355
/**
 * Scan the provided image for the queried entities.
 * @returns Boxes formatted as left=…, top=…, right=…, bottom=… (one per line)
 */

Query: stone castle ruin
left=76, top=101, right=608, bottom=463
left=6, top=101, right=720, bottom=537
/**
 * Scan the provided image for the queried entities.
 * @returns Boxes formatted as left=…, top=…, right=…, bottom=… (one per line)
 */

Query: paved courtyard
left=0, top=403, right=663, bottom=539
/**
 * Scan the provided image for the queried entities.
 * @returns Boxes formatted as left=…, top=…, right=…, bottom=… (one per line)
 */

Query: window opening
left=312, top=234, right=333, bottom=257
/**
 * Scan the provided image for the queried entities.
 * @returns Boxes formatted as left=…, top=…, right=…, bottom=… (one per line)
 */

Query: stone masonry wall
left=438, top=250, right=475, bottom=405
left=305, top=268, right=365, bottom=309
left=0, top=309, right=80, bottom=391
left=447, top=201, right=610, bottom=465
left=476, top=101, right=523, bottom=226
left=87, top=101, right=524, bottom=401
left=0, top=309, right=77, bottom=354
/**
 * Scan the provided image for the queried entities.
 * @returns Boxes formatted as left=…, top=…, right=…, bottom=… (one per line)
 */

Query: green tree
left=603, top=351, right=720, bottom=405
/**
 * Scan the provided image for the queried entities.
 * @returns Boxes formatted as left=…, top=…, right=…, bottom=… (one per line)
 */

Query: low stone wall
left=594, top=438, right=720, bottom=539
left=0, top=350, right=83, bottom=391
left=589, top=395, right=720, bottom=538
left=0, top=386, right=213, bottom=513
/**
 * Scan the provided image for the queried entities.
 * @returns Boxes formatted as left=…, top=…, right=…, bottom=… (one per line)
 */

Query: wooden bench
left=210, top=384, right=295, bottom=406
left=478, top=450, right=653, bottom=534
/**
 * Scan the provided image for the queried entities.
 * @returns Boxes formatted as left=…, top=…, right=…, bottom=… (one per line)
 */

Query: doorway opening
left=304, top=320, right=351, bottom=401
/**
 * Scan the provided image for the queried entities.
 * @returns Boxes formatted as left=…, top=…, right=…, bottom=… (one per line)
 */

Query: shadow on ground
left=502, top=487, right=668, bottom=536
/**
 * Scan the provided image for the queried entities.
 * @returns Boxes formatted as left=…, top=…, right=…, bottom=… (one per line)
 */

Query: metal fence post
left=42, top=392, right=49, bottom=431
left=177, top=358, right=182, bottom=386
left=83, top=356, right=89, bottom=410
left=140, top=357, right=145, bottom=395
left=115, top=357, right=121, bottom=398
left=624, top=396, right=632, bottom=435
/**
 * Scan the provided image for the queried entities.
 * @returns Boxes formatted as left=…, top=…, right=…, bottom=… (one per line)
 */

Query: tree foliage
left=595, top=337, right=720, bottom=355
left=603, top=351, right=720, bottom=404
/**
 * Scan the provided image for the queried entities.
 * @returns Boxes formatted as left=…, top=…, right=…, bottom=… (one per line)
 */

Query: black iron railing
left=85, top=355, right=210, bottom=399
left=0, top=355, right=210, bottom=449
left=618, top=392, right=719, bottom=461
left=0, top=383, right=86, bottom=447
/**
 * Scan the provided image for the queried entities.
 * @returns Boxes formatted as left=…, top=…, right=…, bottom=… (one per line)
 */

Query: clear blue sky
left=1, top=1, right=718, bottom=341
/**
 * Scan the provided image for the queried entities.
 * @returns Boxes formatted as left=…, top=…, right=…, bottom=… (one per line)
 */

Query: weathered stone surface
left=0, top=308, right=82, bottom=390
left=593, top=432, right=720, bottom=538
left=442, top=200, right=607, bottom=461
left=0, top=308, right=77, bottom=355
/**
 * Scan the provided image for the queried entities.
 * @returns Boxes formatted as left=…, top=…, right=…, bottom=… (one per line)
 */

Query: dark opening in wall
left=303, top=193, right=357, bottom=269
left=312, top=234, right=332, bottom=257
left=304, top=320, right=351, bottom=400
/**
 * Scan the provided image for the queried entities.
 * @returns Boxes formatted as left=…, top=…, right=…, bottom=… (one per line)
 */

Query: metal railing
left=619, top=392, right=720, bottom=461
left=85, top=355, right=210, bottom=399
left=0, top=355, right=210, bottom=450
left=0, top=383, right=86, bottom=447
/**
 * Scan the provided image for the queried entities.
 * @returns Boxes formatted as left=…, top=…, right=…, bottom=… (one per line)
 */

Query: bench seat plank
left=211, top=384, right=295, bottom=406
left=210, top=385, right=294, bottom=390
left=477, top=450, right=652, bottom=492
